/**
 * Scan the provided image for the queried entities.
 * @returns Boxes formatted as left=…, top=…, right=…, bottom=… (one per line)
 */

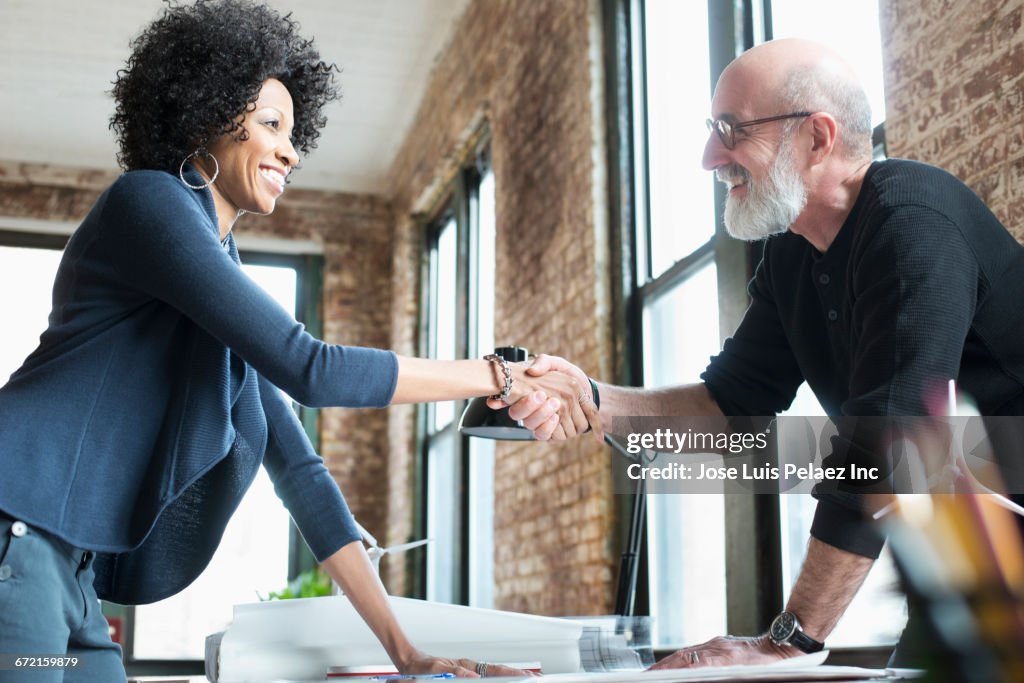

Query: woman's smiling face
left=201, top=78, right=299, bottom=231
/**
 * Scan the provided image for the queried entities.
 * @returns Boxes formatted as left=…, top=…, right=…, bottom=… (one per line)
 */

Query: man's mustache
left=716, top=163, right=751, bottom=186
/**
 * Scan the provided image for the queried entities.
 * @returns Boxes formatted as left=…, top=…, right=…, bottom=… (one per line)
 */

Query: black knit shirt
left=702, top=158, right=1024, bottom=558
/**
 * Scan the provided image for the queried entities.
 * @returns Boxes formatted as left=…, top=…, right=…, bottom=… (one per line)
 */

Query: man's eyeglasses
left=705, top=112, right=813, bottom=150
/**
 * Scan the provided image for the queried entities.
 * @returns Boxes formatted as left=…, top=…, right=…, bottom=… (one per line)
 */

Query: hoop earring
left=179, top=149, right=219, bottom=190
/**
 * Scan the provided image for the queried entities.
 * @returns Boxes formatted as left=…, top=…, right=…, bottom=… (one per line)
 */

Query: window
left=643, top=0, right=716, bottom=278
left=0, top=241, right=64, bottom=383
left=766, top=0, right=905, bottom=649
left=643, top=262, right=727, bottom=648
left=419, top=148, right=496, bottom=606
left=0, top=230, right=322, bottom=666
left=467, top=167, right=497, bottom=608
left=423, top=212, right=461, bottom=604
left=131, top=260, right=303, bottom=660
left=768, top=0, right=887, bottom=129
left=617, top=0, right=899, bottom=653
left=630, top=0, right=729, bottom=648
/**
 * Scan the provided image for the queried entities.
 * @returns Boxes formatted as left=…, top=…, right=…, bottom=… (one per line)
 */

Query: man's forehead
left=710, top=64, right=774, bottom=120
left=709, top=93, right=754, bottom=122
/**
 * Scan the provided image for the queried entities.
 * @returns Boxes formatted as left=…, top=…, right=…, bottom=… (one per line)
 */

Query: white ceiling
left=0, top=0, right=470, bottom=194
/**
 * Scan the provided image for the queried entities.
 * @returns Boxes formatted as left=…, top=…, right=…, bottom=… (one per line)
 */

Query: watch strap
left=788, top=628, right=824, bottom=653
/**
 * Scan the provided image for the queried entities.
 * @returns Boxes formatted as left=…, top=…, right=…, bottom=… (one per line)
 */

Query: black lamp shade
left=458, top=346, right=535, bottom=441
left=459, top=397, right=535, bottom=440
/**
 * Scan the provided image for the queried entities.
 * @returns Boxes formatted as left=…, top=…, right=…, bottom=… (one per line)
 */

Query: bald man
left=506, top=38, right=1024, bottom=668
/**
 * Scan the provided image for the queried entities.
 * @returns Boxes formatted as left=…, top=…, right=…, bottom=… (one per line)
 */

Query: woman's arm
left=319, top=542, right=452, bottom=675
left=393, top=355, right=600, bottom=438
left=321, top=542, right=530, bottom=678
left=261, top=378, right=532, bottom=678
left=102, top=175, right=598, bottom=436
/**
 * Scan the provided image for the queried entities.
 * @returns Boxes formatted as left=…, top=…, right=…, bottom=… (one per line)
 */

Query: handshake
left=486, top=354, right=605, bottom=443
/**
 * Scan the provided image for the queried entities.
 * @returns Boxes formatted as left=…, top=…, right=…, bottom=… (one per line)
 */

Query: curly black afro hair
left=110, top=0, right=339, bottom=172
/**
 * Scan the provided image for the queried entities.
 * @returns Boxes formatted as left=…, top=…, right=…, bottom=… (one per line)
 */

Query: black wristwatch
left=768, top=611, right=825, bottom=653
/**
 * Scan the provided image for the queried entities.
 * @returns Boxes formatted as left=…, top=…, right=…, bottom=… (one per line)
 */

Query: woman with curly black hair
left=0, top=1, right=594, bottom=679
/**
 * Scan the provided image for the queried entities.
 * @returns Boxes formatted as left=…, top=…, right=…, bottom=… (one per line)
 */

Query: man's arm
left=648, top=508, right=880, bottom=669
left=498, top=354, right=723, bottom=440
left=786, top=538, right=875, bottom=640
left=649, top=538, right=874, bottom=670
left=507, top=356, right=877, bottom=669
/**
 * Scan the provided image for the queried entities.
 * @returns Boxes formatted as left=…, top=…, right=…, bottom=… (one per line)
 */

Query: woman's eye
left=264, top=120, right=280, bottom=130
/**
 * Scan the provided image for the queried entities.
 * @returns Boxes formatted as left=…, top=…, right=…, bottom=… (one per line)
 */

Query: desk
left=130, top=664, right=923, bottom=683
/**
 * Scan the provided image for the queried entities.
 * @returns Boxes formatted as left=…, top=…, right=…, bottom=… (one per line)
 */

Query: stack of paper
left=210, top=596, right=582, bottom=682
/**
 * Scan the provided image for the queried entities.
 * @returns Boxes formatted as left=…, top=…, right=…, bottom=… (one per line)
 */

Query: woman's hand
left=497, top=358, right=601, bottom=441
left=400, top=650, right=540, bottom=678
left=324, top=545, right=541, bottom=681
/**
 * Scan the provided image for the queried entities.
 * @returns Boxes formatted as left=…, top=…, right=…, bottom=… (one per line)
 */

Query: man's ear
left=806, top=112, right=839, bottom=162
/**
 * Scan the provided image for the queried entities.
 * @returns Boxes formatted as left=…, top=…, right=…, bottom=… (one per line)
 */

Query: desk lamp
left=458, top=346, right=535, bottom=440
left=458, top=347, right=645, bottom=616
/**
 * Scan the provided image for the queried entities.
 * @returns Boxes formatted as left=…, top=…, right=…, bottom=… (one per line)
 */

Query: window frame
left=414, top=142, right=495, bottom=606
left=0, top=229, right=324, bottom=676
left=607, top=0, right=892, bottom=663
left=122, top=248, right=324, bottom=674
left=603, top=0, right=788, bottom=638
left=602, top=0, right=794, bottom=643
left=418, top=198, right=469, bottom=604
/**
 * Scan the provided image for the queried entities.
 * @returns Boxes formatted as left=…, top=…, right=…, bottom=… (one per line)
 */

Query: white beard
left=719, top=138, right=807, bottom=241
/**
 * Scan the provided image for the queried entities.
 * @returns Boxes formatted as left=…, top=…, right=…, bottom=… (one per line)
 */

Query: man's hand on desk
left=647, top=635, right=796, bottom=670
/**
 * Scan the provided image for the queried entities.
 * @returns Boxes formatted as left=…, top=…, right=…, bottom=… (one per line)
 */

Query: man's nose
left=702, top=132, right=729, bottom=171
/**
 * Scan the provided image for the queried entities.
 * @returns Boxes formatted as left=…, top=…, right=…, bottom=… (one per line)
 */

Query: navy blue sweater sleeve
left=97, top=171, right=397, bottom=408
left=258, top=375, right=362, bottom=561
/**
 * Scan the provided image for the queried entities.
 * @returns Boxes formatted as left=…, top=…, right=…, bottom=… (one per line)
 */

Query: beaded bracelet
left=484, top=353, right=513, bottom=402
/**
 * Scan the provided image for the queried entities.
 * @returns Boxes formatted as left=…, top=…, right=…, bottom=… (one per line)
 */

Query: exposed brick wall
left=880, top=0, right=1024, bottom=240
left=0, top=159, right=396, bottom=549
left=385, top=0, right=616, bottom=615
left=0, top=161, right=117, bottom=221
left=382, top=211, right=421, bottom=596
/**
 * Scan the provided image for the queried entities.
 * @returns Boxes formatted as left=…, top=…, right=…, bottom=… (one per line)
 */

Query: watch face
left=770, top=612, right=797, bottom=642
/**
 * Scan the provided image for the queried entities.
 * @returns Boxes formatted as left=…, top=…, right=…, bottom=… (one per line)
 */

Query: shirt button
left=818, top=273, right=831, bottom=285
left=0, top=565, right=11, bottom=581
left=827, top=309, right=839, bottom=322
left=10, top=521, right=27, bottom=537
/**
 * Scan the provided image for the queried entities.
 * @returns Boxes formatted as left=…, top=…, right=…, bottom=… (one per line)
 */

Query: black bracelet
left=584, top=377, right=601, bottom=433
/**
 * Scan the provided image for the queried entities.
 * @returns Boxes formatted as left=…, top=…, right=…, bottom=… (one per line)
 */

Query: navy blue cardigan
left=0, top=167, right=397, bottom=604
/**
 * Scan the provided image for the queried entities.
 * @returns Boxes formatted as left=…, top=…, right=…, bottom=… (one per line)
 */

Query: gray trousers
left=0, top=513, right=126, bottom=682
